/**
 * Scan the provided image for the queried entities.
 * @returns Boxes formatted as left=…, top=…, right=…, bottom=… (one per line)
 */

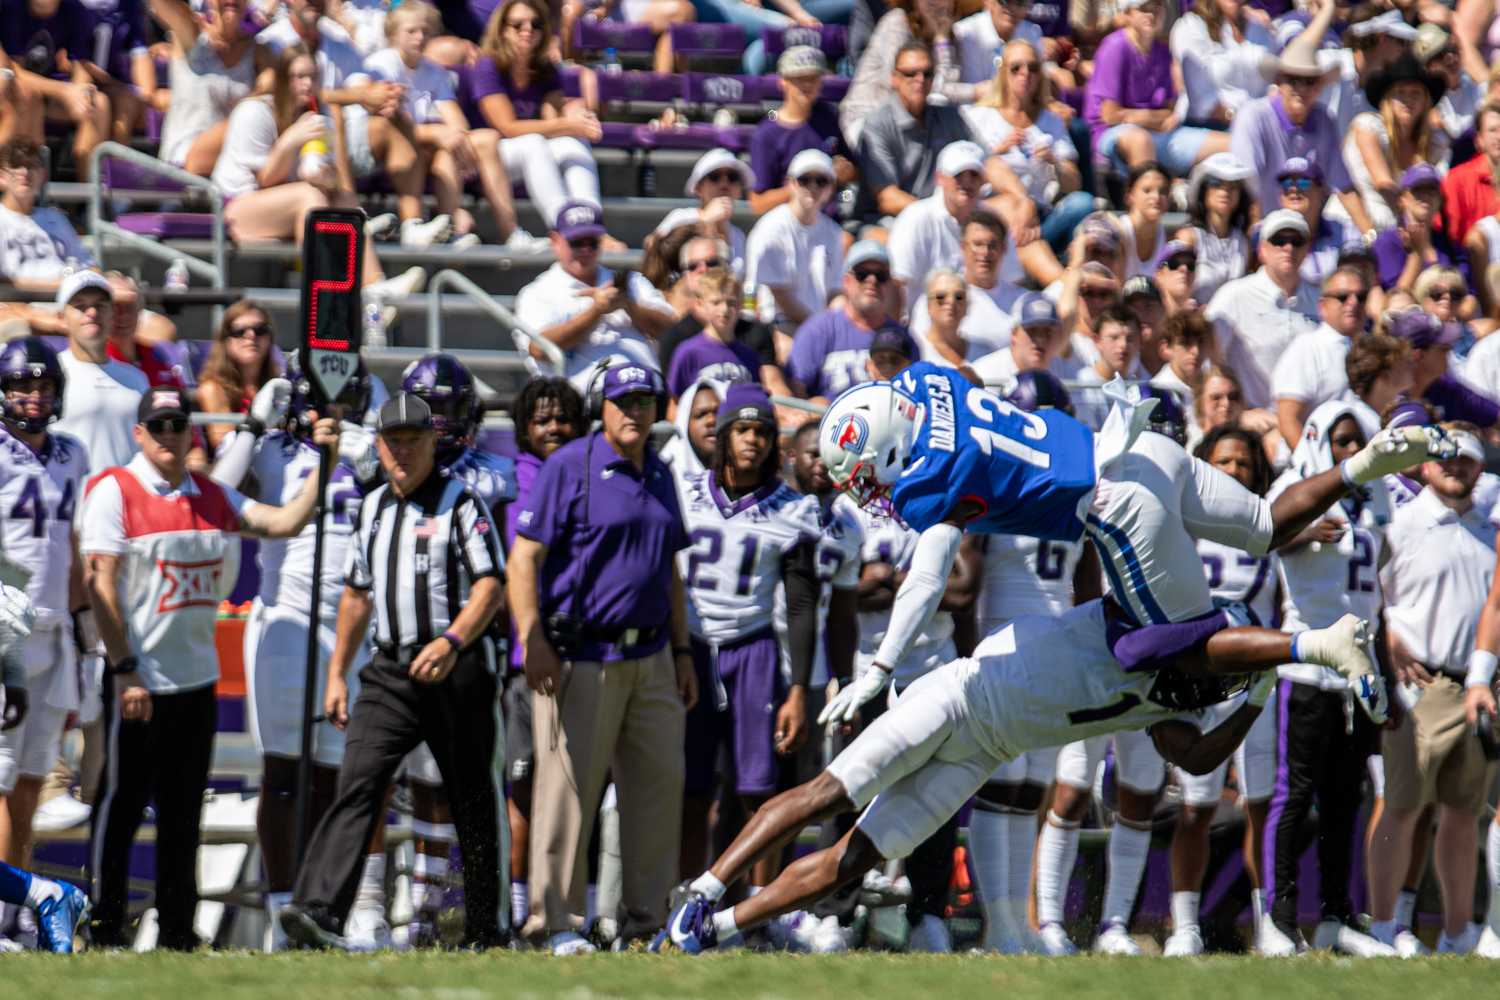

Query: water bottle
left=298, top=97, right=330, bottom=179
left=363, top=302, right=388, bottom=349
left=164, top=258, right=189, bottom=292
left=602, top=47, right=622, bottom=75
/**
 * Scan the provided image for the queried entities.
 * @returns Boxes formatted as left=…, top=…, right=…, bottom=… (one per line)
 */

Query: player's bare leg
left=710, top=773, right=852, bottom=890
left=727, top=828, right=885, bottom=934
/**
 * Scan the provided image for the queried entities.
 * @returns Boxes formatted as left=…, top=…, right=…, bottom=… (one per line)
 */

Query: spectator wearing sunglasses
left=952, top=0, right=1045, bottom=94
left=515, top=201, right=676, bottom=388
left=1416, top=24, right=1482, bottom=144
left=652, top=149, right=754, bottom=278
left=1367, top=163, right=1465, bottom=296
left=1153, top=239, right=1199, bottom=316
left=1271, top=266, right=1371, bottom=448
left=1206, top=209, right=1320, bottom=410
left=1270, top=157, right=1360, bottom=290
left=909, top=268, right=985, bottom=378
left=197, top=302, right=285, bottom=456
left=1414, top=265, right=1479, bottom=359
left=745, top=150, right=846, bottom=331
left=750, top=48, right=857, bottom=222
left=786, top=241, right=911, bottom=403
left=1387, top=306, right=1500, bottom=430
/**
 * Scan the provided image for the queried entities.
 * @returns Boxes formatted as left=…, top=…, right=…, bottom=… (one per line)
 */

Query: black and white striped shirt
left=344, top=471, right=504, bottom=650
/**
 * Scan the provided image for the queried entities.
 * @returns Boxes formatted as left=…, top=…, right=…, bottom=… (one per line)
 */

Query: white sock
left=24, top=875, right=61, bottom=910
left=1395, top=888, right=1418, bottom=929
left=1171, top=890, right=1200, bottom=932
left=968, top=809, right=1014, bottom=942
left=1488, top=820, right=1500, bottom=927
left=690, top=872, right=726, bottom=902
left=355, top=853, right=385, bottom=910
left=1100, top=822, right=1152, bottom=928
left=412, top=852, right=448, bottom=914
left=1035, top=813, right=1079, bottom=926
left=1004, top=812, right=1037, bottom=934
left=264, top=891, right=292, bottom=953
left=511, top=882, right=529, bottom=929
left=265, top=890, right=292, bottom=917
left=1250, top=887, right=1265, bottom=929
left=711, top=908, right=739, bottom=939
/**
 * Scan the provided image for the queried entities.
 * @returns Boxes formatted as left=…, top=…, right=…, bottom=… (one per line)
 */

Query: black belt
left=375, top=639, right=486, bottom=660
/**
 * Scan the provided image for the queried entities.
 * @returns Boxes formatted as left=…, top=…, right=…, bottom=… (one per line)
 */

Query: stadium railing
left=88, top=142, right=227, bottom=290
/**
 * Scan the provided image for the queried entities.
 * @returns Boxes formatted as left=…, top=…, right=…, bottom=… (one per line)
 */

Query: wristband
left=440, top=630, right=464, bottom=652
left=107, top=654, right=139, bottom=677
left=672, top=645, right=692, bottom=657
left=1466, top=649, right=1499, bottom=689
left=1338, top=459, right=1358, bottom=490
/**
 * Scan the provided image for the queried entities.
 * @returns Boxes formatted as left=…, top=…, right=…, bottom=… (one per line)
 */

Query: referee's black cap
left=376, top=392, right=434, bottom=433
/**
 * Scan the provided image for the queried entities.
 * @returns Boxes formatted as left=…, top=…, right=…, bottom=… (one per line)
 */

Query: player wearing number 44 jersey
left=209, top=353, right=380, bottom=952
left=662, top=362, right=1456, bottom=952
left=0, top=338, right=89, bottom=951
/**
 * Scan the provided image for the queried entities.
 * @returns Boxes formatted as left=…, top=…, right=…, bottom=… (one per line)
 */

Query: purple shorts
left=687, top=630, right=785, bottom=797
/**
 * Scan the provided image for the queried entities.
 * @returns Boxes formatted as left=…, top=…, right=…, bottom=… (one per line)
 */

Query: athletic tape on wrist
left=1466, top=649, right=1498, bottom=689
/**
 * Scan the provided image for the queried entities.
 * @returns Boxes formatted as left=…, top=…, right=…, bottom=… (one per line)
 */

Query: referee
left=281, top=394, right=508, bottom=951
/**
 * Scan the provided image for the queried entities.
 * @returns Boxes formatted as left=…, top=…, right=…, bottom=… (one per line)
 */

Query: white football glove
left=1351, top=673, right=1389, bottom=726
left=337, top=421, right=380, bottom=482
left=1341, top=425, right=1457, bottom=486
left=817, top=665, right=891, bottom=725
left=0, top=583, right=36, bottom=639
left=250, top=377, right=293, bottom=429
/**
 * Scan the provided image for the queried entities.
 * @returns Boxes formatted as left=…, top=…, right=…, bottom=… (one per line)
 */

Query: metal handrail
left=425, top=268, right=564, bottom=373
left=88, top=142, right=227, bottom=288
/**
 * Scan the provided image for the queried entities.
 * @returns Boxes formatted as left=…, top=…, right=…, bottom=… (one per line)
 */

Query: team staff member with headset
left=509, top=360, right=698, bottom=955
left=279, top=393, right=508, bottom=952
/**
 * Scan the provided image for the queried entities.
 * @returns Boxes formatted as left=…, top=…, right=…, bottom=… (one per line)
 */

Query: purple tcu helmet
left=1005, top=368, right=1074, bottom=416
left=401, top=352, right=480, bottom=456
left=286, top=350, right=372, bottom=432
left=1137, top=383, right=1188, bottom=444
left=0, top=336, right=65, bottom=433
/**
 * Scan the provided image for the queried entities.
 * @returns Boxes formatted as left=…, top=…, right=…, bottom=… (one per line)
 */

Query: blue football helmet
left=0, top=336, right=65, bottom=433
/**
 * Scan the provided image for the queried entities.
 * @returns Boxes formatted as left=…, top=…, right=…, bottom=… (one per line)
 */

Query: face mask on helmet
left=818, top=382, right=915, bottom=516
left=287, top=354, right=372, bottom=432
left=401, top=354, right=478, bottom=459
left=0, top=338, right=65, bottom=434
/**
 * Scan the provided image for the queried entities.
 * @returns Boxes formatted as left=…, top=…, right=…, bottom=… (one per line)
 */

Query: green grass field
left=1, top=952, right=1494, bottom=999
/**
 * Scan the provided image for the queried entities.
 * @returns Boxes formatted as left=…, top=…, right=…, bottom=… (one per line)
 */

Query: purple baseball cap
left=1276, top=157, right=1324, bottom=184
left=870, top=326, right=915, bottom=358
left=1388, top=308, right=1460, bottom=349
left=554, top=200, right=606, bottom=241
left=1399, top=162, right=1442, bottom=191
left=1383, top=399, right=1433, bottom=429
left=600, top=361, right=661, bottom=401
left=1154, top=239, right=1197, bottom=271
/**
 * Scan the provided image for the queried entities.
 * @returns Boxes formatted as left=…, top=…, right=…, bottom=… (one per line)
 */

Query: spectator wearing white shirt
left=911, top=268, right=986, bottom=377
left=908, top=211, right=1024, bottom=352
left=1168, top=0, right=1274, bottom=127
left=1272, top=266, right=1370, bottom=449
left=1177, top=152, right=1254, bottom=303
left=744, top=149, right=844, bottom=330
left=363, top=2, right=533, bottom=249
left=652, top=149, right=753, bottom=278
left=50, top=273, right=148, bottom=478
left=1315, top=8, right=1414, bottom=137
left=953, top=0, right=1044, bottom=95
left=0, top=141, right=94, bottom=305
left=1071, top=305, right=1145, bottom=428
left=1151, top=239, right=1199, bottom=318
left=1205, top=209, right=1320, bottom=410
left=1417, top=24, right=1483, bottom=144
left=514, top=201, right=676, bottom=388
left=1151, top=310, right=1210, bottom=441
left=971, top=290, right=1067, bottom=393
left=1369, top=426, right=1498, bottom=956
left=888, top=140, right=989, bottom=307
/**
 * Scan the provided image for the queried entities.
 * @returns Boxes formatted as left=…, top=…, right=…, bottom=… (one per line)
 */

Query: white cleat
left=1256, top=915, right=1303, bottom=957
left=344, top=906, right=392, bottom=952
left=1393, top=928, right=1429, bottom=957
left=400, top=215, right=452, bottom=248
left=548, top=930, right=597, bottom=955
left=907, top=914, right=952, bottom=953
left=1093, top=921, right=1142, bottom=956
left=365, top=265, right=427, bottom=303
left=1037, top=921, right=1077, bottom=956
left=32, top=794, right=91, bottom=832
left=1474, top=924, right=1500, bottom=959
left=1313, top=919, right=1396, bottom=957
left=1162, top=925, right=1204, bottom=957
left=1438, top=923, right=1482, bottom=955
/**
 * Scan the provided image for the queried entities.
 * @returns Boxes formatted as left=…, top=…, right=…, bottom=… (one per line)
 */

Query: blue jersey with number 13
left=890, top=362, right=1096, bottom=540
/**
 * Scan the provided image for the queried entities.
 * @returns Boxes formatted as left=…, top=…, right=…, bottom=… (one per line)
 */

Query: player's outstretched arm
left=1149, top=673, right=1275, bottom=775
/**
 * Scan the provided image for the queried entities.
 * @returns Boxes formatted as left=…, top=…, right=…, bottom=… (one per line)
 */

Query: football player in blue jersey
left=659, top=362, right=1455, bottom=954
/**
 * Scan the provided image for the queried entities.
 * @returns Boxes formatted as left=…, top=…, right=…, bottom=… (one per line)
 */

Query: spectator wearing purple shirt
left=500, top=374, right=584, bottom=930
left=3, top=0, right=117, bottom=182
left=749, top=47, right=856, bottom=221
left=1228, top=27, right=1377, bottom=235
left=1374, top=163, right=1464, bottom=292
left=509, top=361, right=698, bottom=954
left=666, top=269, right=767, bottom=398
left=1390, top=308, right=1500, bottom=428
left=467, top=0, right=603, bottom=228
left=1083, top=0, right=1228, bottom=177
left=787, top=241, right=914, bottom=402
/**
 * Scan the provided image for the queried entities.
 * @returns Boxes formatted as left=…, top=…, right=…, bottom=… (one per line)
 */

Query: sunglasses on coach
left=145, top=417, right=189, bottom=435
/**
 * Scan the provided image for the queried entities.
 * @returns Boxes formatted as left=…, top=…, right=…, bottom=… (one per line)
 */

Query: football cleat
left=1036, top=921, right=1077, bottom=956
left=35, top=882, right=90, bottom=954
left=1093, top=921, right=1142, bottom=956
left=1474, top=924, right=1500, bottom=959
left=547, top=930, right=597, bottom=955
left=344, top=904, right=391, bottom=952
left=1162, top=924, right=1204, bottom=957
left=906, top=914, right=952, bottom=953
left=1437, top=923, right=1481, bottom=955
left=279, top=904, right=349, bottom=951
left=665, top=892, right=718, bottom=955
left=1256, top=915, right=1304, bottom=957
left=1312, top=919, right=1395, bottom=957
left=1393, top=928, right=1429, bottom=958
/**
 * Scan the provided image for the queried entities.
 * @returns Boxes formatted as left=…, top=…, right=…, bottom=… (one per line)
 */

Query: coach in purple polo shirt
left=509, top=360, right=698, bottom=954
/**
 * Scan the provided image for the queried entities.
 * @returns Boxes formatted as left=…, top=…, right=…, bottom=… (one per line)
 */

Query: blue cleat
left=36, top=882, right=91, bottom=954
left=665, top=891, right=718, bottom=954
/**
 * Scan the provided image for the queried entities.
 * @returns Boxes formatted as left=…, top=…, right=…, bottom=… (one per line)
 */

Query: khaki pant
left=527, top=648, right=685, bottom=939
left=1384, top=673, right=1500, bottom=815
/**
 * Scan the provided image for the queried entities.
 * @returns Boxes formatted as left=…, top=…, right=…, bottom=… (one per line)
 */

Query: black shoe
left=279, top=904, right=347, bottom=951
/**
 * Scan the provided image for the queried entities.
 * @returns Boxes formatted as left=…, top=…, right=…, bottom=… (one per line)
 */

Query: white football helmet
left=818, top=381, right=916, bottom=511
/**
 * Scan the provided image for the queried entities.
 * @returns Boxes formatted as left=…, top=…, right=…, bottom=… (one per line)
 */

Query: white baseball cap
left=684, top=147, right=755, bottom=196
left=1187, top=152, right=1254, bottom=208
left=788, top=148, right=836, bottom=181
left=1258, top=208, right=1311, bottom=242
left=55, top=270, right=113, bottom=306
left=936, top=140, right=987, bottom=177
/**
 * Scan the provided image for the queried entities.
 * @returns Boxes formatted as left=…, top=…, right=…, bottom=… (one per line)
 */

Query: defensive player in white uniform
left=664, top=369, right=1454, bottom=951
left=968, top=372, right=1100, bottom=955
left=395, top=354, right=517, bottom=948
left=1163, top=424, right=1282, bottom=957
left=209, top=355, right=379, bottom=951
left=0, top=338, right=89, bottom=950
left=1260, top=400, right=1395, bottom=958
